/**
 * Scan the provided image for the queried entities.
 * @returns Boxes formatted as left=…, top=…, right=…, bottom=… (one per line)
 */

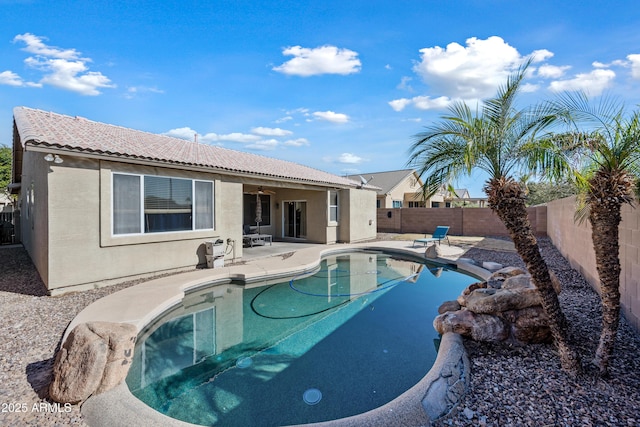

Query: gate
left=0, top=211, right=15, bottom=244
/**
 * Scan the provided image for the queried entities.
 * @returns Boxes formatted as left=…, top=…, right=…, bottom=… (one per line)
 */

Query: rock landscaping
left=434, top=266, right=559, bottom=344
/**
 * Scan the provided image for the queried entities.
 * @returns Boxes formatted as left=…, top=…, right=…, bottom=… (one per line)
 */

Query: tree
left=552, top=93, right=640, bottom=375
left=407, top=62, right=582, bottom=375
left=525, top=181, right=577, bottom=206
left=0, top=145, right=12, bottom=197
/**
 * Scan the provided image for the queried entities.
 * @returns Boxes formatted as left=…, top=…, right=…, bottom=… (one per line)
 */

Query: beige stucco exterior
left=15, top=152, right=377, bottom=295
left=377, top=172, right=449, bottom=208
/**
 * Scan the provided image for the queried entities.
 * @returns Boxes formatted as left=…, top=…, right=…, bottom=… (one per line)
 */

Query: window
left=329, top=190, right=339, bottom=222
left=392, top=200, right=402, bottom=208
left=431, top=201, right=440, bottom=208
left=113, top=173, right=214, bottom=235
left=408, top=201, right=425, bottom=208
left=376, top=199, right=381, bottom=208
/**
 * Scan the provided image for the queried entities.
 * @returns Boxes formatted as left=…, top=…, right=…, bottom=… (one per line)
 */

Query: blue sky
left=2, top=0, right=640, bottom=197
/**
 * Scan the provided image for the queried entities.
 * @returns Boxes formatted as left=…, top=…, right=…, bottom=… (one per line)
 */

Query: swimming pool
left=125, top=250, right=477, bottom=426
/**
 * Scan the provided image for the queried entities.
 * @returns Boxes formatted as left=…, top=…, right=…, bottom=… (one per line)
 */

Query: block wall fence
left=377, top=200, right=638, bottom=332
left=546, top=196, right=640, bottom=333
left=376, top=206, right=547, bottom=237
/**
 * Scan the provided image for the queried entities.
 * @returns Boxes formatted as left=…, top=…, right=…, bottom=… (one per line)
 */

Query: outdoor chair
left=413, top=226, right=450, bottom=247
left=242, top=224, right=272, bottom=247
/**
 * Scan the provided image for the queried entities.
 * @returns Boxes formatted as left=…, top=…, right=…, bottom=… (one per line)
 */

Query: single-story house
left=10, top=107, right=377, bottom=295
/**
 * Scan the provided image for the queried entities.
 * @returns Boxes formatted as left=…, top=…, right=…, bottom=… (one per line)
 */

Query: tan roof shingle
left=14, top=106, right=360, bottom=188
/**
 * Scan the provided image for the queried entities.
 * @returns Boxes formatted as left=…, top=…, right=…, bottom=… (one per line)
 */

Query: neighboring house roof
left=13, top=106, right=362, bottom=189
left=448, top=188, right=471, bottom=199
left=345, top=169, right=418, bottom=195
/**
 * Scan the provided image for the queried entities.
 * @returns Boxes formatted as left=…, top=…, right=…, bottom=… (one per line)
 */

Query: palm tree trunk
left=486, top=177, right=581, bottom=375
left=589, top=197, right=622, bottom=376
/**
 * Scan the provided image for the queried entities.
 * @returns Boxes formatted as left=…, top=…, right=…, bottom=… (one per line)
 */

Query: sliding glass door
left=283, top=201, right=307, bottom=239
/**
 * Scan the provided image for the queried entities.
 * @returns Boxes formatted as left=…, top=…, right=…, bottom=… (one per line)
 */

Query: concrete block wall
left=377, top=206, right=546, bottom=237
left=547, top=196, right=640, bottom=332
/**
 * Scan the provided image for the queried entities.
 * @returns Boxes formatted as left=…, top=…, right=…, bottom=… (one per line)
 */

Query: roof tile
left=13, top=107, right=360, bottom=188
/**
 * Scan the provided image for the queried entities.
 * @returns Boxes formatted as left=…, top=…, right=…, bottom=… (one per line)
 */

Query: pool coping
left=73, top=241, right=492, bottom=426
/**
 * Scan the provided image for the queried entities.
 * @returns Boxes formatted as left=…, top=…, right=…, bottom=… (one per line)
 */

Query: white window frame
left=112, top=172, right=215, bottom=236
left=329, top=190, right=339, bottom=224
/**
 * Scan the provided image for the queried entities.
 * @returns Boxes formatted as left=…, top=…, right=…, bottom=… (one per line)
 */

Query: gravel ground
left=1, top=238, right=639, bottom=427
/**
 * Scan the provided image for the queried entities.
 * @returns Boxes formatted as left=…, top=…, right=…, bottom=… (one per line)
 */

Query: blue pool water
left=126, top=251, right=477, bottom=426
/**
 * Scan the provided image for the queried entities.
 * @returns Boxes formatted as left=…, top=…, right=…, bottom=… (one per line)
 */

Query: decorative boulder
left=425, top=244, right=443, bottom=259
left=503, top=306, right=552, bottom=343
left=492, top=266, right=527, bottom=279
left=50, top=322, right=137, bottom=404
left=434, top=310, right=509, bottom=342
left=464, top=284, right=541, bottom=314
left=438, top=300, right=461, bottom=314
left=436, top=265, right=557, bottom=344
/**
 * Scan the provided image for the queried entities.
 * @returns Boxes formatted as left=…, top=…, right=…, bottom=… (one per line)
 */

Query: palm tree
left=408, top=62, right=582, bottom=375
left=552, top=93, right=640, bottom=375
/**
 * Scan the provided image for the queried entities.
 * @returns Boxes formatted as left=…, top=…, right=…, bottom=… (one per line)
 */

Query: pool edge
left=73, top=242, right=488, bottom=426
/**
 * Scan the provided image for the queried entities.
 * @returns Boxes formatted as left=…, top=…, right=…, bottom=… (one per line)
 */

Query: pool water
left=126, top=251, right=476, bottom=426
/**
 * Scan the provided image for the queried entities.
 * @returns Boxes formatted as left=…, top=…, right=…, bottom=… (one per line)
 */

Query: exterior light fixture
left=44, top=154, right=64, bottom=164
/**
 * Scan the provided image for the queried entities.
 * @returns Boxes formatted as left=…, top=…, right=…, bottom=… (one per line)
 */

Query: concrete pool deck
left=71, top=240, right=492, bottom=426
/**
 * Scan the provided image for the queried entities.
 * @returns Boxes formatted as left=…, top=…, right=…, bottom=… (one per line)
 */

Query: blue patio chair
left=413, top=226, right=450, bottom=247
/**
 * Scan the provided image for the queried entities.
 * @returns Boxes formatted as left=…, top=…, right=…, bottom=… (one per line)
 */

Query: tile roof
left=13, top=106, right=361, bottom=189
left=345, top=169, right=418, bottom=195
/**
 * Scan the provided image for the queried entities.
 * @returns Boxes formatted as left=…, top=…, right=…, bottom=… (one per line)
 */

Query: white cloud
left=32, top=58, right=115, bottom=95
left=337, top=153, right=364, bottom=164
left=200, top=132, right=221, bottom=144
left=626, top=54, right=640, bottom=79
left=341, top=168, right=361, bottom=175
left=217, top=132, right=262, bottom=143
left=125, top=85, right=164, bottom=99
left=529, top=49, right=554, bottom=63
left=247, top=139, right=279, bottom=150
left=273, top=45, right=361, bottom=76
left=12, top=33, right=115, bottom=96
left=521, top=83, right=540, bottom=93
left=14, top=33, right=81, bottom=60
left=537, top=64, right=571, bottom=79
left=412, top=36, right=523, bottom=99
left=389, top=96, right=451, bottom=111
left=164, top=127, right=199, bottom=140
left=397, top=76, right=413, bottom=91
left=388, top=98, right=413, bottom=112
left=275, top=115, right=293, bottom=123
left=0, top=70, right=26, bottom=86
left=313, top=110, right=349, bottom=123
left=283, top=138, right=310, bottom=147
left=412, top=95, right=452, bottom=110
left=549, top=69, right=616, bottom=95
left=251, top=126, right=293, bottom=136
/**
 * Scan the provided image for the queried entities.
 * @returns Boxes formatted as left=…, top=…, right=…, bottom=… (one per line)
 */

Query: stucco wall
left=18, top=150, right=50, bottom=284
left=42, top=158, right=242, bottom=294
left=18, top=150, right=377, bottom=293
left=274, top=188, right=328, bottom=243
left=547, top=196, right=640, bottom=332
left=338, top=188, right=377, bottom=243
left=377, top=206, right=546, bottom=236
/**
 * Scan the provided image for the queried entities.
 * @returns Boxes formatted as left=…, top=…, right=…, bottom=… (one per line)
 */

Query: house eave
left=23, top=142, right=362, bottom=191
